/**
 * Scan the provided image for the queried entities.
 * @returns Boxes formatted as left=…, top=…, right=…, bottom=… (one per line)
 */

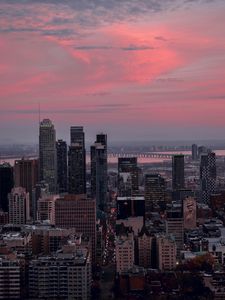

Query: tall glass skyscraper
left=39, top=119, right=57, bottom=193
left=68, top=126, right=86, bottom=194
left=172, top=155, right=185, bottom=191
left=56, top=140, right=67, bottom=193
left=91, top=133, right=107, bottom=211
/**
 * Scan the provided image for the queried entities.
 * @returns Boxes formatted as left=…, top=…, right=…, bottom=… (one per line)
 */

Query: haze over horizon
left=1, top=0, right=225, bottom=143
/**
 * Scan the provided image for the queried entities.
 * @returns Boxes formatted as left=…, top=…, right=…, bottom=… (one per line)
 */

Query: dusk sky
left=1, top=0, right=225, bottom=144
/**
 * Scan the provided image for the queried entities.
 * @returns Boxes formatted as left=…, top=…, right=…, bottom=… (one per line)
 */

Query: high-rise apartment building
left=39, top=119, right=57, bottom=193
left=115, top=232, right=134, bottom=274
left=55, top=194, right=96, bottom=261
left=56, top=140, right=67, bottom=193
left=37, top=195, right=58, bottom=225
left=29, top=247, right=91, bottom=300
left=145, top=174, right=166, bottom=217
left=0, top=259, right=21, bottom=300
left=156, top=235, right=176, bottom=271
left=32, top=181, right=49, bottom=220
left=166, top=210, right=184, bottom=256
left=14, top=158, right=38, bottom=218
left=8, top=187, right=30, bottom=225
left=200, top=152, right=216, bottom=204
left=91, top=134, right=107, bottom=210
left=172, top=155, right=185, bottom=191
left=68, top=126, right=86, bottom=194
left=138, top=226, right=152, bottom=268
left=0, top=163, right=14, bottom=212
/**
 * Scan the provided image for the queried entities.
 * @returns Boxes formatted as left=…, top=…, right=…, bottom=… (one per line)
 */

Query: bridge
left=107, top=152, right=191, bottom=159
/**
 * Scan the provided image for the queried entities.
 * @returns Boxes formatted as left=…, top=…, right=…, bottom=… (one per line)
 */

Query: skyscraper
left=0, top=163, right=14, bottom=212
left=118, top=157, right=139, bottom=194
left=39, top=119, right=57, bottom=193
left=68, top=126, right=86, bottom=194
left=91, top=133, right=107, bottom=211
left=192, top=144, right=198, bottom=161
left=8, top=187, right=30, bottom=225
left=145, top=174, right=166, bottom=217
left=200, top=152, right=216, bottom=204
left=172, top=155, right=185, bottom=191
left=70, top=126, right=85, bottom=148
left=14, top=158, right=38, bottom=218
left=56, top=140, right=67, bottom=193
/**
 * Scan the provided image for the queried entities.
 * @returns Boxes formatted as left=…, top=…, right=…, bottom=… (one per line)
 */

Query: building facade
left=145, top=174, right=166, bottom=217
left=172, top=155, right=185, bottom=191
left=55, top=194, right=96, bottom=261
left=8, top=187, right=30, bottom=225
left=56, top=140, right=67, bottom=193
left=200, top=152, right=216, bottom=204
left=29, top=248, right=91, bottom=300
left=156, top=235, right=176, bottom=271
left=91, top=134, right=107, bottom=211
left=39, top=119, right=57, bottom=193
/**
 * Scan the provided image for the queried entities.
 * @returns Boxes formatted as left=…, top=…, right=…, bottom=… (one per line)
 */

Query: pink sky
left=0, top=0, right=225, bottom=143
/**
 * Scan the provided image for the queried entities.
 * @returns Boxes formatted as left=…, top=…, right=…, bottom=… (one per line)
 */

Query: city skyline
left=1, top=0, right=225, bottom=143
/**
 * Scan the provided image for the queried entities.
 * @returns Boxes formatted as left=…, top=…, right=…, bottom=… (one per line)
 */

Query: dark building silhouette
left=117, top=196, right=145, bottom=219
left=68, top=126, right=86, bottom=195
left=198, top=145, right=209, bottom=158
left=91, top=133, right=107, bottom=211
left=145, top=174, right=166, bottom=217
left=56, top=140, right=67, bottom=193
left=200, top=152, right=216, bottom=204
left=0, top=163, right=14, bottom=212
left=70, top=126, right=85, bottom=148
left=118, top=157, right=139, bottom=195
left=172, top=155, right=185, bottom=191
left=192, top=144, right=198, bottom=161
left=14, top=158, right=38, bottom=218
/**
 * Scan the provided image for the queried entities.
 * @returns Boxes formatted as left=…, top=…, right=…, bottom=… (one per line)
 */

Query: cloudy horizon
left=1, top=0, right=225, bottom=144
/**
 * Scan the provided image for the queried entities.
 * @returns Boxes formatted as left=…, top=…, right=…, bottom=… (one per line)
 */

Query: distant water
left=1, top=150, right=225, bottom=166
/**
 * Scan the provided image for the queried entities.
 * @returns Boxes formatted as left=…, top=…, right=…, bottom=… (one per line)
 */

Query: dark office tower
left=118, top=157, right=139, bottom=194
left=198, top=146, right=209, bottom=158
left=172, top=155, right=185, bottom=191
left=68, top=126, right=86, bottom=195
left=145, top=174, right=166, bottom=217
left=39, top=119, right=57, bottom=193
left=0, top=163, right=14, bottom=212
left=192, top=144, right=198, bottom=161
left=14, top=158, right=38, bottom=218
left=56, top=140, right=67, bottom=193
left=96, top=133, right=107, bottom=147
left=70, top=126, right=85, bottom=148
left=68, top=144, right=86, bottom=194
left=200, top=152, right=216, bottom=204
left=118, top=157, right=137, bottom=173
left=91, top=134, right=107, bottom=211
